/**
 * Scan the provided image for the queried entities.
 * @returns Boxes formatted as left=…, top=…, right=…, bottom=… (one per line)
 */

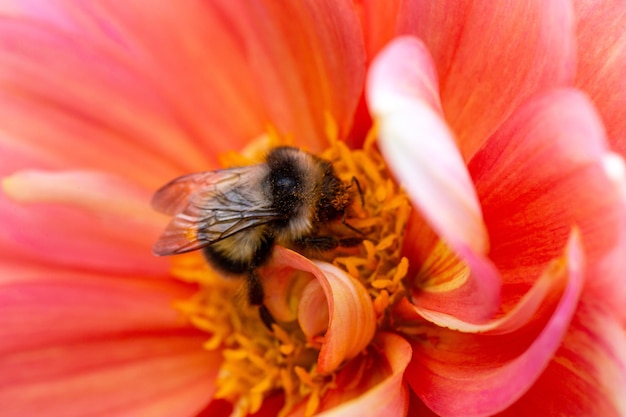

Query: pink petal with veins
left=574, top=0, right=626, bottom=156
left=1, top=170, right=167, bottom=275
left=353, top=0, right=403, bottom=62
left=0, top=0, right=365, bottom=180
left=0, top=266, right=219, bottom=417
left=501, top=299, right=626, bottom=416
left=208, top=0, right=366, bottom=151
left=5, top=0, right=364, bottom=154
left=397, top=0, right=576, bottom=160
left=469, top=88, right=626, bottom=312
left=3, top=170, right=161, bottom=224
left=407, top=231, right=584, bottom=417
left=0, top=16, right=206, bottom=185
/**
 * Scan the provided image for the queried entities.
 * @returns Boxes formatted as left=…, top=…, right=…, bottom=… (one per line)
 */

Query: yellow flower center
left=169, top=130, right=411, bottom=416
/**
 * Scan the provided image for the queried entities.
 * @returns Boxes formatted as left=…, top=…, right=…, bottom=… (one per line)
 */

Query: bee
left=152, top=146, right=361, bottom=328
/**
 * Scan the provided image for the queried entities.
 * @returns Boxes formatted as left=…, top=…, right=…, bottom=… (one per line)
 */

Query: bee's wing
left=152, top=169, right=239, bottom=215
left=152, top=166, right=282, bottom=256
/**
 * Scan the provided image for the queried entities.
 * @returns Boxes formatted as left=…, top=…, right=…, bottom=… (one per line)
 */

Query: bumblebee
left=152, top=146, right=360, bottom=327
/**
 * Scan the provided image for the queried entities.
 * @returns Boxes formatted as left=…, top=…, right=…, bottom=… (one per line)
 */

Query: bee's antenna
left=350, top=176, right=365, bottom=208
left=339, top=176, right=365, bottom=236
left=341, top=211, right=365, bottom=236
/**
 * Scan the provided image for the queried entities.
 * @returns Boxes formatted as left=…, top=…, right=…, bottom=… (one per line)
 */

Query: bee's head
left=265, top=148, right=320, bottom=229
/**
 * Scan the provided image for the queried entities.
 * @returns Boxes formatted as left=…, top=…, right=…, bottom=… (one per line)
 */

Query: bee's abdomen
left=203, top=228, right=274, bottom=274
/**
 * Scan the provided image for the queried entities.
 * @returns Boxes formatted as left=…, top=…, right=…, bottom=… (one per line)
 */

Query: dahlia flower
left=1, top=1, right=625, bottom=416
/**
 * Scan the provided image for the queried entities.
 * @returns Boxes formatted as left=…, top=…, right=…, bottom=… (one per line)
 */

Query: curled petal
left=312, top=262, right=377, bottom=373
left=271, top=247, right=376, bottom=374
left=367, top=36, right=488, bottom=255
left=410, top=241, right=501, bottom=324
left=412, top=259, right=554, bottom=335
left=298, top=279, right=330, bottom=338
left=407, top=231, right=585, bottom=417
left=409, top=229, right=581, bottom=335
left=261, top=263, right=315, bottom=323
left=1, top=170, right=167, bottom=275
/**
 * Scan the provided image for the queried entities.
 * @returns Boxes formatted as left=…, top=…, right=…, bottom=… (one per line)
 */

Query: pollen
left=169, top=134, right=411, bottom=416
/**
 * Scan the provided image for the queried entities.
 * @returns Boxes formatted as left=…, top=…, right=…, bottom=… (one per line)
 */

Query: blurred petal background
left=1, top=1, right=625, bottom=416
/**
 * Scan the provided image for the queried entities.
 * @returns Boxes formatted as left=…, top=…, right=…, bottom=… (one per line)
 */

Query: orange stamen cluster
left=170, top=133, right=411, bottom=416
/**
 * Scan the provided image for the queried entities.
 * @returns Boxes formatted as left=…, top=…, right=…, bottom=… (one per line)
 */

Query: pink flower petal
left=1, top=336, right=220, bottom=417
left=501, top=299, right=626, bottom=416
left=1, top=170, right=168, bottom=275
left=407, top=231, right=585, bottom=417
left=0, top=333, right=219, bottom=417
left=312, top=261, right=377, bottom=374
left=0, top=16, right=207, bottom=185
left=353, top=0, right=402, bottom=62
left=585, top=213, right=626, bottom=323
left=260, top=262, right=315, bottom=324
left=407, top=390, right=440, bottom=417
left=367, top=36, right=488, bottom=255
left=469, top=88, right=626, bottom=311
left=270, top=247, right=376, bottom=374
left=411, top=249, right=561, bottom=334
left=574, top=0, right=626, bottom=157
left=0, top=265, right=196, bottom=346
left=0, top=267, right=219, bottom=417
left=367, top=36, right=441, bottom=115
left=207, top=0, right=366, bottom=150
left=298, top=279, right=330, bottom=338
left=3, top=170, right=161, bottom=223
left=315, top=333, right=411, bottom=416
left=409, top=242, right=501, bottom=324
left=24, top=1, right=362, bottom=151
left=397, top=0, right=576, bottom=159
left=1, top=0, right=365, bottom=178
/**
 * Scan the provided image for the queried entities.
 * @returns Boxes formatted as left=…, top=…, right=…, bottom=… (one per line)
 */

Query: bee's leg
left=258, top=305, right=275, bottom=331
left=337, top=236, right=364, bottom=247
left=297, top=235, right=339, bottom=251
left=297, top=235, right=364, bottom=251
left=247, top=269, right=275, bottom=330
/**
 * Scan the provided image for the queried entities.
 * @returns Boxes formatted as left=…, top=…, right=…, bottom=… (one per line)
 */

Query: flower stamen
left=169, top=133, right=411, bottom=416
